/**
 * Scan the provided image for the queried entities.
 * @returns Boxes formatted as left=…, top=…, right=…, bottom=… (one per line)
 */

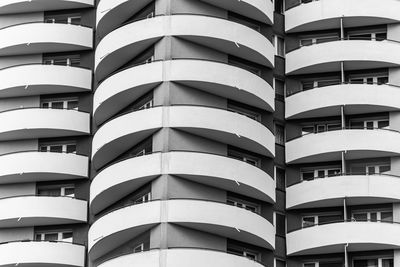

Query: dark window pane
left=276, top=213, right=286, bottom=236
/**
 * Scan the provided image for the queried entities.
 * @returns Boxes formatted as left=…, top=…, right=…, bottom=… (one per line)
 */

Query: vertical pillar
left=341, top=151, right=346, bottom=174
left=341, top=105, right=345, bottom=129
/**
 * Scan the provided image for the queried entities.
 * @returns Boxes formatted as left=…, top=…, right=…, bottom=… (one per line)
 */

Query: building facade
left=0, top=0, right=398, bottom=267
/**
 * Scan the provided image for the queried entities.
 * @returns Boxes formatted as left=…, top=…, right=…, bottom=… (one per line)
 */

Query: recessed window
left=228, top=103, right=261, bottom=122
left=275, top=36, right=285, bottom=57
left=133, top=243, right=145, bottom=253
left=43, top=54, right=80, bottom=66
left=37, top=185, right=75, bottom=197
left=275, top=124, right=285, bottom=145
left=35, top=230, right=73, bottom=242
left=227, top=196, right=260, bottom=213
left=41, top=98, right=78, bottom=110
left=351, top=210, right=392, bottom=222
left=228, top=149, right=261, bottom=167
left=39, top=142, right=77, bottom=154
left=227, top=245, right=260, bottom=261
left=133, top=192, right=151, bottom=204
left=45, top=14, right=81, bottom=25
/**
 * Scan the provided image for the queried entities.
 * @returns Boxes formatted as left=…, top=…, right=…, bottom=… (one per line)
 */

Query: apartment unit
left=284, top=0, right=400, bottom=266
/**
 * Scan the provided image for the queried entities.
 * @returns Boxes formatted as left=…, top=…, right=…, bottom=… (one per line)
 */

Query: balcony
left=94, top=59, right=274, bottom=124
left=97, top=248, right=266, bottom=267
left=90, top=151, right=275, bottom=214
left=95, top=15, right=274, bottom=81
left=0, top=0, right=93, bottom=14
left=0, top=196, right=87, bottom=228
left=287, top=174, right=400, bottom=209
left=0, top=22, right=92, bottom=56
left=0, top=151, right=88, bottom=184
left=0, top=64, right=92, bottom=98
left=286, top=0, right=400, bottom=33
left=286, top=129, right=400, bottom=164
left=287, top=221, right=400, bottom=256
left=0, top=241, right=85, bottom=267
left=198, top=0, right=273, bottom=24
left=88, top=199, right=274, bottom=259
left=286, top=83, right=400, bottom=119
left=97, top=0, right=272, bottom=38
left=0, top=108, right=90, bottom=141
left=92, top=106, right=274, bottom=170
left=286, top=39, right=400, bottom=75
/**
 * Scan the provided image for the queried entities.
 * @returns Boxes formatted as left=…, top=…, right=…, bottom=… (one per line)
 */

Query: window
left=349, top=119, right=389, bottom=130
left=227, top=196, right=260, bottom=213
left=274, top=78, right=285, bottom=99
left=302, top=122, right=341, bottom=135
left=228, top=149, right=261, bottom=167
left=275, top=124, right=285, bottom=145
left=37, top=185, right=75, bottom=197
left=39, top=142, right=77, bottom=153
left=35, top=231, right=73, bottom=242
left=349, top=75, right=388, bottom=85
left=41, top=98, right=78, bottom=110
left=119, top=91, right=153, bottom=114
left=354, top=258, right=393, bottom=267
left=274, top=0, right=284, bottom=14
left=133, top=243, right=144, bottom=253
left=228, top=57, right=262, bottom=76
left=275, top=213, right=286, bottom=236
left=301, top=167, right=341, bottom=181
left=43, top=54, right=80, bottom=66
left=304, top=261, right=343, bottom=267
left=45, top=14, right=81, bottom=25
left=228, top=103, right=261, bottom=122
left=276, top=167, right=286, bottom=191
left=300, top=35, right=339, bottom=46
left=276, top=259, right=286, bottom=267
left=228, top=12, right=261, bottom=32
left=275, top=36, right=285, bottom=57
left=302, top=213, right=343, bottom=228
left=227, top=245, right=260, bottom=261
left=351, top=210, right=393, bottom=222
left=133, top=192, right=151, bottom=204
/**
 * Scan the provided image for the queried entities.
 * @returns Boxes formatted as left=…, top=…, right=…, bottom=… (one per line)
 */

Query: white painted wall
left=0, top=183, right=35, bottom=198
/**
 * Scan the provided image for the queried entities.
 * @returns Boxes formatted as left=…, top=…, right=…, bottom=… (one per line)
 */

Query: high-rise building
left=1, top=0, right=398, bottom=267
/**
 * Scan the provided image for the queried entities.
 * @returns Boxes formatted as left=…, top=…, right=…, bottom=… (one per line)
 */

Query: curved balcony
left=0, top=0, right=93, bottom=14
left=287, top=174, right=400, bottom=209
left=286, top=129, right=400, bottom=164
left=90, top=151, right=275, bottom=214
left=0, top=22, right=92, bottom=56
left=94, top=59, right=274, bottom=124
left=199, top=0, right=273, bottom=24
left=88, top=199, right=274, bottom=259
left=0, top=196, right=87, bottom=228
left=0, top=108, right=90, bottom=141
left=97, top=248, right=266, bottom=267
left=0, top=151, right=88, bottom=184
left=92, top=106, right=274, bottom=170
left=0, top=64, right=92, bottom=98
left=286, top=83, right=400, bottom=119
left=97, top=0, right=272, bottom=38
left=287, top=221, right=400, bottom=256
left=95, top=15, right=274, bottom=81
left=286, top=0, right=400, bottom=33
left=0, top=241, right=85, bottom=267
left=286, top=39, right=400, bottom=75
